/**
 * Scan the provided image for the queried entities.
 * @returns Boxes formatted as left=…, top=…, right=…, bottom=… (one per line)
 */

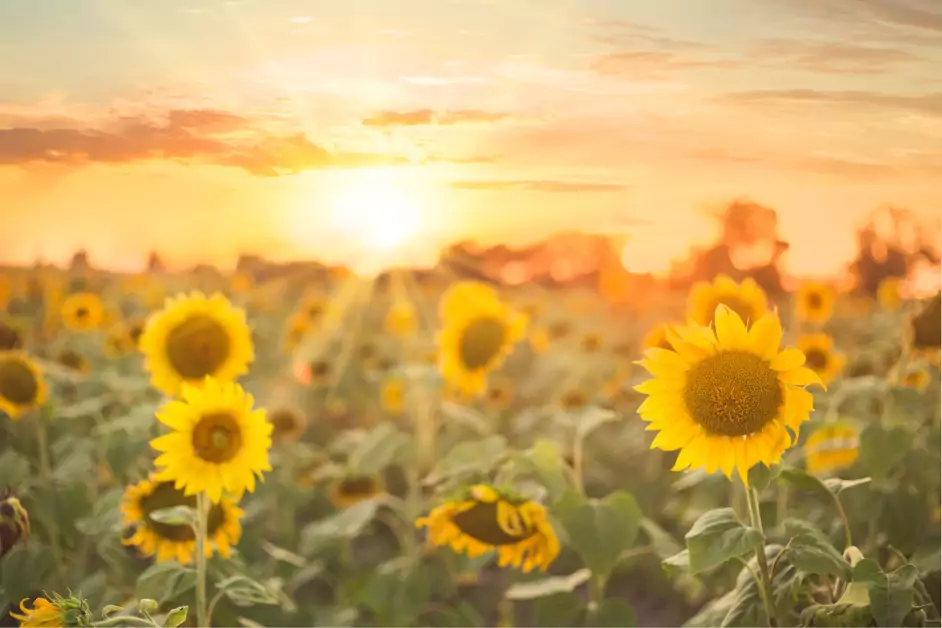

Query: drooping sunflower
left=9, top=593, right=92, bottom=628
left=796, top=333, right=846, bottom=386
left=267, top=407, right=307, bottom=444
left=0, top=351, right=47, bottom=419
left=380, top=378, right=407, bottom=415
left=437, top=282, right=528, bottom=397
left=55, top=349, right=89, bottom=374
left=385, top=300, right=418, bottom=337
left=635, top=305, right=825, bottom=485
left=0, top=493, right=30, bottom=559
left=0, top=319, right=23, bottom=351
left=59, top=291, right=105, bottom=332
left=150, top=377, right=272, bottom=503
left=417, top=484, right=560, bottom=573
left=120, top=476, right=243, bottom=563
left=803, top=422, right=860, bottom=477
left=329, top=474, right=385, bottom=509
left=877, top=277, right=904, bottom=312
left=139, top=292, right=254, bottom=397
left=795, top=281, right=836, bottom=325
left=642, top=323, right=674, bottom=351
left=901, top=364, right=930, bottom=392
left=907, top=293, right=940, bottom=365
left=687, top=275, right=768, bottom=327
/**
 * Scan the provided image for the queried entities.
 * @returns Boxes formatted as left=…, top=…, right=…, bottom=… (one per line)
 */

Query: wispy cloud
left=449, top=179, right=626, bottom=192
left=715, top=89, right=942, bottom=117
left=748, top=39, right=921, bottom=75
left=361, top=109, right=511, bottom=127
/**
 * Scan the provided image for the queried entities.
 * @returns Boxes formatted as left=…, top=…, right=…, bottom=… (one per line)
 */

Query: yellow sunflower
left=385, top=300, right=418, bottom=337
left=267, top=407, right=307, bottom=443
left=901, top=364, right=930, bottom=392
left=417, top=484, right=559, bottom=573
left=381, top=378, right=407, bottom=415
left=437, top=282, right=528, bottom=397
left=9, top=594, right=91, bottom=628
left=59, top=291, right=105, bottom=332
left=308, top=359, right=333, bottom=387
left=877, top=277, right=904, bottom=312
left=358, top=342, right=380, bottom=371
left=0, top=351, right=47, bottom=419
left=329, top=474, right=385, bottom=509
left=139, top=291, right=255, bottom=397
left=803, top=422, right=860, bottom=477
left=687, top=275, right=769, bottom=327
left=120, top=476, right=243, bottom=563
left=795, top=281, right=836, bottom=325
left=0, top=319, right=23, bottom=351
left=55, top=349, right=89, bottom=374
left=580, top=331, right=602, bottom=354
left=484, top=379, right=514, bottom=411
left=546, top=320, right=572, bottom=342
left=642, top=323, right=675, bottom=351
left=796, top=333, right=846, bottom=386
left=150, top=377, right=272, bottom=503
left=299, top=295, right=327, bottom=323
left=635, top=305, right=825, bottom=485
left=907, top=293, right=940, bottom=365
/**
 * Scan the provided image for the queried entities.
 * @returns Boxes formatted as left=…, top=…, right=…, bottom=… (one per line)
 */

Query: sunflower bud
left=0, top=495, right=30, bottom=559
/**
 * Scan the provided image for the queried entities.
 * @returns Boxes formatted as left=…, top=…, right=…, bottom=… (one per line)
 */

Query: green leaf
left=347, top=422, right=412, bottom=476
left=852, top=559, right=918, bottom=628
left=361, top=560, right=431, bottom=627
left=909, top=546, right=941, bottom=577
left=524, top=439, right=570, bottom=499
left=299, top=499, right=380, bottom=555
left=148, top=505, right=197, bottom=527
left=424, top=435, right=507, bottom=484
left=778, top=467, right=830, bottom=493
left=164, top=606, right=189, bottom=628
left=663, top=549, right=690, bottom=574
left=560, top=491, right=643, bottom=578
left=533, top=593, right=586, bottom=627
left=782, top=519, right=850, bottom=579
left=0, top=543, right=55, bottom=603
left=0, top=449, right=31, bottom=488
left=640, top=518, right=683, bottom=560
left=505, top=569, right=592, bottom=600
left=822, top=477, right=872, bottom=495
left=684, top=508, right=764, bottom=575
left=261, top=542, right=306, bottom=567
left=747, top=464, right=780, bottom=493
left=135, top=562, right=197, bottom=604
left=858, top=425, right=912, bottom=479
left=575, top=406, right=618, bottom=441
left=588, top=598, right=636, bottom=628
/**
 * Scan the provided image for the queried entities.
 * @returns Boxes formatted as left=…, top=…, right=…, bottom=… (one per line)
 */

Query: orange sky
left=2, top=0, right=941, bottom=277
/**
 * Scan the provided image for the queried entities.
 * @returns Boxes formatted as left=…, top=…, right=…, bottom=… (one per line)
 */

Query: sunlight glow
left=328, top=169, right=422, bottom=252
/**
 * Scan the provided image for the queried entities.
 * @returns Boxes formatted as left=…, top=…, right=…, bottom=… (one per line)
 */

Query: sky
left=1, top=0, right=941, bottom=276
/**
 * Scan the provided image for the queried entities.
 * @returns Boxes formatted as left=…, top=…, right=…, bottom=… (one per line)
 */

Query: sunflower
left=687, top=275, right=768, bottom=327
left=635, top=305, right=825, bottom=485
left=385, top=300, right=418, bottom=337
left=358, top=342, right=380, bottom=371
left=59, top=291, right=105, bottom=332
left=417, top=484, right=559, bottom=573
left=796, top=333, right=846, bottom=386
left=559, top=388, right=589, bottom=412
left=795, top=281, right=836, bottom=325
left=529, top=328, right=550, bottom=354
left=9, top=594, right=92, bottom=628
left=803, top=422, right=860, bottom=477
left=383, top=378, right=411, bottom=415
left=282, top=312, right=310, bottom=354
left=139, top=291, right=254, bottom=397
left=0, top=319, right=23, bottom=350
left=484, top=379, right=514, bottom=411
left=877, top=277, right=904, bottom=311
left=642, top=323, right=674, bottom=351
left=120, top=476, right=243, bottom=563
left=267, top=407, right=307, bottom=443
left=437, top=282, right=528, bottom=397
left=149, top=377, right=272, bottom=503
left=104, top=324, right=134, bottom=356
left=546, top=320, right=571, bottom=342
left=308, top=359, right=333, bottom=387
left=329, top=474, right=385, bottom=509
left=229, top=272, right=253, bottom=295
left=0, top=351, right=47, bottom=419
left=908, top=293, right=940, bottom=364
left=580, top=332, right=602, bottom=354
left=901, top=364, right=930, bottom=392
left=300, top=295, right=327, bottom=322
left=55, top=349, right=89, bottom=374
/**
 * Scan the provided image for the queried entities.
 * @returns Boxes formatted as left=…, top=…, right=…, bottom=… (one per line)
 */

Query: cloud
left=748, top=39, right=922, bottom=75
left=715, top=89, right=942, bottom=117
left=361, top=109, right=511, bottom=127
left=591, top=51, right=738, bottom=77
left=0, top=108, right=406, bottom=176
left=399, top=75, right=489, bottom=86
left=449, top=179, right=626, bottom=192
left=781, top=0, right=942, bottom=35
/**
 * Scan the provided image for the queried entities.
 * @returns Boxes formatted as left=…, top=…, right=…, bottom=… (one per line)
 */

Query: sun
left=328, top=169, right=422, bottom=252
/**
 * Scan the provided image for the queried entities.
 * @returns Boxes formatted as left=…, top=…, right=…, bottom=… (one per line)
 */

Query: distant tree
left=69, top=250, right=91, bottom=272
left=147, top=251, right=165, bottom=273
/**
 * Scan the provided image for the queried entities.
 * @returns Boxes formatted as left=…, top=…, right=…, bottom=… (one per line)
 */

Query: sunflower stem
left=195, top=493, right=209, bottom=628
left=745, top=487, right=778, bottom=628
left=828, top=490, right=853, bottom=550
left=34, top=407, right=65, bottom=577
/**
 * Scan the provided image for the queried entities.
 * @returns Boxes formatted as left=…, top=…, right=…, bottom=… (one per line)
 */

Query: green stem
left=572, top=433, right=586, bottom=495
left=588, top=573, right=606, bottom=609
left=746, top=487, right=778, bottom=628
left=34, top=409, right=64, bottom=576
left=828, top=491, right=853, bottom=550
left=195, top=494, right=209, bottom=627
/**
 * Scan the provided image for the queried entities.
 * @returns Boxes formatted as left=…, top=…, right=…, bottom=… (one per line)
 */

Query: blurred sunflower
left=229, top=272, right=253, bottom=295
left=636, top=305, right=825, bottom=485
left=300, top=295, right=327, bottom=322
left=688, top=275, right=768, bottom=328
left=104, top=324, right=135, bottom=357
left=580, top=331, right=602, bottom=354
left=308, top=359, right=332, bottom=387
left=329, top=474, right=385, bottom=509
left=150, top=377, right=272, bottom=503
left=60, top=291, right=105, bottom=332
left=803, top=422, right=860, bottom=477
left=437, top=282, right=527, bottom=397
left=901, top=364, right=930, bottom=392
left=642, top=323, right=674, bottom=351
left=796, top=333, right=846, bottom=386
left=877, top=277, right=904, bottom=311
left=120, top=476, right=243, bottom=563
left=0, top=319, right=23, bottom=350
left=55, top=348, right=90, bottom=374
left=907, top=293, right=940, bottom=364
left=559, top=388, right=589, bottom=412
left=417, top=484, right=559, bottom=573
left=529, top=328, right=550, bottom=354
left=0, top=351, right=47, bottom=419
left=484, top=379, right=514, bottom=411
left=795, top=281, right=836, bottom=325
left=282, top=312, right=310, bottom=354
left=10, top=594, right=92, bottom=628
left=600, top=364, right=632, bottom=401
left=358, top=342, right=380, bottom=371
left=267, top=407, right=307, bottom=444
left=139, top=292, right=254, bottom=397
left=381, top=378, right=407, bottom=415
left=385, top=300, right=418, bottom=337
left=546, top=320, right=572, bottom=342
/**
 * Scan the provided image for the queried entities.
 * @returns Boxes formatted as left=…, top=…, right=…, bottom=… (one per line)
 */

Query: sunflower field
left=0, top=262, right=939, bottom=628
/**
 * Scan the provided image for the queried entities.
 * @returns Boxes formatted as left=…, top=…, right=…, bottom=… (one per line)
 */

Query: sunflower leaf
left=746, top=464, right=780, bottom=493
left=298, top=499, right=380, bottom=556
left=782, top=518, right=850, bottom=579
left=852, top=559, right=919, bottom=628
left=684, top=508, right=764, bottom=575
left=135, top=562, right=196, bottom=604
left=559, top=491, right=643, bottom=578
left=148, top=505, right=198, bottom=527
left=423, top=435, right=508, bottom=485
left=504, top=568, right=592, bottom=600
left=347, top=422, right=411, bottom=476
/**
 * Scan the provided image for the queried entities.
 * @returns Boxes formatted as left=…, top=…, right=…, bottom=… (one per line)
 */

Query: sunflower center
left=57, top=350, right=84, bottom=371
left=458, top=317, right=507, bottom=370
left=191, top=412, right=242, bottom=464
left=582, top=335, right=601, bottom=352
left=310, top=361, right=330, bottom=377
left=0, top=323, right=22, bottom=351
left=0, top=359, right=39, bottom=405
left=682, top=350, right=783, bottom=437
left=804, top=348, right=829, bottom=370
left=140, top=482, right=224, bottom=541
left=75, top=307, right=89, bottom=320
left=806, top=292, right=823, bottom=309
left=561, top=390, right=587, bottom=410
left=129, top=324, right=143, bottom=345
left=165, top=314, right=231, bottom=379
left=339, top=476, right=379, bottom=496
left=711, top=297, right=754, bottom=324
left=269, top=410, right=299, bottom=435
left=548, top=322, right=570, bottom=340
left=451, top=500, right=534, bottom=546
